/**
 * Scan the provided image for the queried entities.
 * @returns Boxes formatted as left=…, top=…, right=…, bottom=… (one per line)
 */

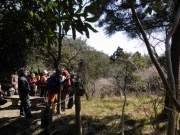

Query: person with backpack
left=46, top=72, right=59, bottom=114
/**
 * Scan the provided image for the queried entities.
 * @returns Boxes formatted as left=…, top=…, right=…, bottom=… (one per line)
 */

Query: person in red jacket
left=28, top=73, right=37, bottom=96
left=60, top=68, right=70, bottom=111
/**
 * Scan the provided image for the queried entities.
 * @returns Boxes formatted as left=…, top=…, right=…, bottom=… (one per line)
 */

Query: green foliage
left=0, top=1, right=34, bottom=84
left=26, top=0, right=101, bottom=47
left=96, top=0, right=175, bottom=39
left=0, top=0, right=102, bottom=85
left=30, top=37, right=111, bottom=80
left=110, top=47, right=147, bottom=91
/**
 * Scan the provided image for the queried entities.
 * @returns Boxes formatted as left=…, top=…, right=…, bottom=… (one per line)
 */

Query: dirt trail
left=0, top=99, right=75, bottom=135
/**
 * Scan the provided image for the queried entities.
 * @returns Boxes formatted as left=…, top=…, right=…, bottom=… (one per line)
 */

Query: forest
left=0, top=0, right=180, bottom=135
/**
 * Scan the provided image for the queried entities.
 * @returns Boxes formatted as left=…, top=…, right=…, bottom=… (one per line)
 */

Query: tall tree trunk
left=130, top=5, right=180, bottom=135
left=170, top=22, right=180, bottom=134
left=165, top=4, right=180, bottom=134
left=171, top=23, right=180, bottom=100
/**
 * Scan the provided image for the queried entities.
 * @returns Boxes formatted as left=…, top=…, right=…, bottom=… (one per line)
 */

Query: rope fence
left=56, top=95, right=74, bottom=105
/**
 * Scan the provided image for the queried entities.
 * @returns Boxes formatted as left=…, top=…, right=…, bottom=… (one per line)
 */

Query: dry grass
left=80, top=94, right=166, bottom=135
left=0, top=94, right=167, bottom=135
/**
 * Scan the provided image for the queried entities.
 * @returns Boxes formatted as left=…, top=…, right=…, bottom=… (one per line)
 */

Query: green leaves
left=38, top=0, right=100, bottom=41
left=43, top=42, right=48, bottom=47
left=84, top=3, right=100, bottom=22
left=85, top=23, right=98, bottom=33
left=85, top=16, right=100, bottom=22
left=84, top=4, right=98, bottom=15
left=142, top=0, right=166, bottom=15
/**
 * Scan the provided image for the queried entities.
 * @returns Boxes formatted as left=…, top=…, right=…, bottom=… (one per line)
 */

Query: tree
left=0, top=1, right=33, bottom=86
left=0, top=0, right=102, bottom=115
left=110, top=47, right=147, bottom=134
left=95, top=0, right=180, bottom=134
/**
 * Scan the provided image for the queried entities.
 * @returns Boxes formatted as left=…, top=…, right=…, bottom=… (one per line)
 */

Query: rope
left=44, top=95, right=74, bottom=106
left=56, top=95, right=74, bottom=105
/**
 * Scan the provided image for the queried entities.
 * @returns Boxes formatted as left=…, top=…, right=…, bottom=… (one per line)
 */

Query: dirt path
left=0, top=99, right=75, bottom=135
left=0, top=99, right=44, bottom=118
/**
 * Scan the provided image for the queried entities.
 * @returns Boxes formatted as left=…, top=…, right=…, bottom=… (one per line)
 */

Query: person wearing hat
left=18, top=69, right=33, bottom=118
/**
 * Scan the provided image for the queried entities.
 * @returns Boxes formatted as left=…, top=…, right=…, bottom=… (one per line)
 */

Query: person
left=0, top=84, right=7, bottom=106
left=46, top=73, right=58, bottom=114
left=60, top=68, right=70, bottom=110
left=47, top=71, right=50, bottom=79
left=11, top=71, right=18, bottom=95
left=35, top=73, right=41, bottom=96
left=18, top=69, right=33, bottom=118
left=40, top=70, right=48, bottom=98
left=62, top=68, right=70, bottom=79
left=28, top=73, right=37, bottom=96
left=62, top=72, right=77, bottom=109
left=68, top=72, right=77, bottom=109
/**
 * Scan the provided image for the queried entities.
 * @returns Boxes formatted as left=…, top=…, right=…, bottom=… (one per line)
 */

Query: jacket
left=18, top=76, right=30, bottom=99
left=46, top=74, right=58, bottom=94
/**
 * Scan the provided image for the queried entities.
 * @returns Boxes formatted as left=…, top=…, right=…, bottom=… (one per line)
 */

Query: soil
left=0, top=99, right=75, bottom=135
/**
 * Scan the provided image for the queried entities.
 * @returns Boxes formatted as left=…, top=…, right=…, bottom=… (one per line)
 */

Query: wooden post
left=75, top=82, right=82, bottom=135
left=44, top=105, right=52, bottom=135
left=57, top=69, right=62, bottom=114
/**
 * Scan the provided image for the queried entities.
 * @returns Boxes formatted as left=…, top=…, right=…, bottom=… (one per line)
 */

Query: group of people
left=17, top=68, right=77, bottom=118
left=46, top=68, right=77, bottom=114
left=0, top=68, right=77, bottom=117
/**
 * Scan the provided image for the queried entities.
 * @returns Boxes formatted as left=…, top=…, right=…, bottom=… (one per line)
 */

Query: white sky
left=76, top=27, right=149, bottom=56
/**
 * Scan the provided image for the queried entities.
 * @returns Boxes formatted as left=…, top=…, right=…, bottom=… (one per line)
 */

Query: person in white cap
left=40, top=70, right=48, bottom=97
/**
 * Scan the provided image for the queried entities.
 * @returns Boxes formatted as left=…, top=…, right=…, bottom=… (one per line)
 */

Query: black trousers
left=40, top=87, right=46, bottom=97
left=68, top=92, right=74, bottom=108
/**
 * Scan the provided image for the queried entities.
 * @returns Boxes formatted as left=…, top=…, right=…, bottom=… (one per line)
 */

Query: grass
left=75, top=94, right=166, bottom=135
left=0, top=94, right=167, bottom=135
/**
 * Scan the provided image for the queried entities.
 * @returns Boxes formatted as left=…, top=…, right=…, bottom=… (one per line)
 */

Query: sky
left=76, top=27, right=149, bottom=56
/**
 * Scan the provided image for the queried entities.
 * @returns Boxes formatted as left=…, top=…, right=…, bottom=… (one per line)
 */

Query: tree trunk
left=170, top=22, right=180, bottom=134
left=171, top=23, right=180, bottom=100
left=56, top=68, right=61, bottom=114
left=130, top=3, right=180, bottom=134
left=165, top=5, right=180, bottom=134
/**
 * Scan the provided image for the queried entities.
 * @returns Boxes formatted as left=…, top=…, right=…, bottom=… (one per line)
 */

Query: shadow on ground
left=0, top=103, right=167, bottom=135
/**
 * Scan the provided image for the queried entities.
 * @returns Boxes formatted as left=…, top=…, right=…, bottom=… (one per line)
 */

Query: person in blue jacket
left=46, top=73, right=58, bottom=114
left=18, top=69, right=33, bottom=118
